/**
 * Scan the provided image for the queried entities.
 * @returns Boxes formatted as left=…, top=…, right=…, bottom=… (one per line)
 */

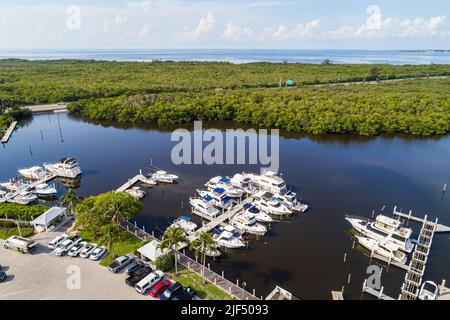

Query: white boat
left=346, top=215, right=415, bottom=253
left=230, top=212, right=267, bottom=236
left=18, top=166, right=47, bottom=180
left=205, top=176, right=244, bottom=198
left=125, top=187, right=146, bottom=199
left=250, top=170, right=287, bottom=194
left=33, top=183, right=57, bottom=198
left=150, top=171, right=179, bottom=184
left=418, top=281, right=439, bottom=301
left=9, top=191, right=38, bottom=205
left=211, top=226, right=245, bottom=249
left=197, top=189, right=236, bottom=209
left=0, top=179, right=31, bottom=192
left=243, top=203, right=273, bottom=223
left=193, top=244, right=222, bottom=258
left=44, top=157, right=82, bottom=179
left=356, top=236, right=407, bottom=264
left=189, top=198, right=220, bottom=218
left=231, top=173, right=259, bottom=195
left=0, top=190, right=7, bottom=203
left=171, top=216, right=197, bottom=233
left=253, top=191, right=292, bottom=216
left=272, top=193, right=309, bottom=213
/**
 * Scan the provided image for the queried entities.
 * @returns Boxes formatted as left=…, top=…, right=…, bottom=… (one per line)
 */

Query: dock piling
left=347, top=273, right=351, bottom=284
left=343, top=253, right=347, bottom=263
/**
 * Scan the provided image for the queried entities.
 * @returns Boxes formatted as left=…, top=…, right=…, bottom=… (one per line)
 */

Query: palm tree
left=105, top=192, right=142, bottom=241
left=189, top=231, right=216, bottom=284
left=60, top=188, right=82, bottom=215
left=159, top=226, right=188, bottom=274
left=100, top=224, right=117, bottom=258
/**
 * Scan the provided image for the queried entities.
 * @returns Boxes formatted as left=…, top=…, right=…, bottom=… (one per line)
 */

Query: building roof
left=137, top=239, right=167, bottom=262
left=31, top=207, right=67, bottom=226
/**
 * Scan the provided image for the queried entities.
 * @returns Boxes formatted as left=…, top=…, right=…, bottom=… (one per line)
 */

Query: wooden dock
left=116, top=171, right=155, bottom=192
left=119, top=220, right=260, bottom=300
left=1, top=121, right=18, bottom=143
left=393, top=207, right=450, bottom=233
left=4, top=173, right=57, bottom=203
left=362, top=280, right=396, bottom=300
left=331, top=291, right=344, bottom=300
left=24, top=104, right=68, bottom=114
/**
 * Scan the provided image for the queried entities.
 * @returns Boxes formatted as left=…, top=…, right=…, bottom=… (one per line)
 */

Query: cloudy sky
left=0, top=0, right=449, bottom=49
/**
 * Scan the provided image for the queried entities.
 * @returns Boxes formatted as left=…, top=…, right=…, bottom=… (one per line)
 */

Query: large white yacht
left=197, top=189, right=236, bottom=209
left=230, top=212, right=267, bottom=236
left=33, top=183, right=57, bottom=198
left=211, top=226, right=246, bottom=249
left=44, top=157, right=81, bottom=179
left=205, top=176, right=244, bottom=198
left=356, top=236, right=407, bottom=264
left=271, top=192, right=308, bottom=213
left=171, top=216, right=197, bottom=233
left=253, top=191, right=292, bottom=216
left=243, top=203, right=273, bottom=223
left=18, top=166, right=47, bottom=180
left=150, top=171, right=179, bottom=184
left=250, top=170, right=287, bottom=194
left=346, top=214, right=415, bottom=253
left=189, top=198, right=220, bottom=218
left=231, top=173, right=259, bottom=195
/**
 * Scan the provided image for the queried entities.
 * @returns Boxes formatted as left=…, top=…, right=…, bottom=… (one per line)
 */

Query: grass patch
left=169, top=268, right=234, bottom=300
left=0, top=227, right=34, bottom=239
left=78, top=229, right=147, bottom=267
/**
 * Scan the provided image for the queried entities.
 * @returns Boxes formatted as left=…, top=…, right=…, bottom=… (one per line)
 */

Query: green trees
left=159, top=226, right=188, bottom=274
left=189, top=231, right=216, bottom=284
left=60, top=188, right=83, bottom=215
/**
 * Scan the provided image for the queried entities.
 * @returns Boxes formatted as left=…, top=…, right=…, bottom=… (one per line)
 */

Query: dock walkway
left=116, top=171, right=155, bottom=192
left=393, top=207, right=450, bottom=233
left=119, top=220, right=260, bottom=300
left=1, top=121, right=18, bottom=143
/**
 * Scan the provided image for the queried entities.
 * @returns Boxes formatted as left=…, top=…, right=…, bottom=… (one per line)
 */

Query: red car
left=149, top=279, right=172, bottom=298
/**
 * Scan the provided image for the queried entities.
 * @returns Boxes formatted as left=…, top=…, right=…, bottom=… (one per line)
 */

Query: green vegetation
left=170, top=268, right=234, bottom=300
left=74, top=191, right=142, bottom=261
left=60, top=188, right=83, bottom=214
left=79, top=229, right=146, bottom=267
left=0, top=203, right=48, bottom=221
left=159, top=226, right=188, bottom=274
left=190, top=231, right=217, bottom=284
left=155, top=254, right=175, bottom=272
left=0, top=107, right=32, bottom=134
left=0, top=220, right=34, bottom=239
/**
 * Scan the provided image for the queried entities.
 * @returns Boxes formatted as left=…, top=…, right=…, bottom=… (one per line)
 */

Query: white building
left=137, top=239, right=168, bottom=262
left=31, top=207, right=68, bottom=232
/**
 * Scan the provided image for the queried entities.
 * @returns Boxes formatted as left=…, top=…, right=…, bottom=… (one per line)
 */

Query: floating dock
left=1, top=121, right=18, bottom=143
left=393, top=207, right=450, bottom=233
left=362, top=280, right=396, bottom=300
left=24, top=104, right=68, bottom=114
left=116, top=170, right=155, bottom=192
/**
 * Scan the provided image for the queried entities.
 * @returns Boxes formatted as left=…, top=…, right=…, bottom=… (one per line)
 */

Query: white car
left=89, top=246, right=107, bottom=261
left=68, top=241, right=87, bottom=257
left=54, top=239, right=74, bottom=256
left=79, top=243, right=98, bottom=258
left=48, top=234, right=68, bottom=249
left=135, top=270, right=165, bottom=294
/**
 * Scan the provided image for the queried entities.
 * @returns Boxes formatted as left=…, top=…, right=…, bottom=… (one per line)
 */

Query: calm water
left=2, top=49, right=450, bottom=65
left=1, top=113, right=449, bottom=300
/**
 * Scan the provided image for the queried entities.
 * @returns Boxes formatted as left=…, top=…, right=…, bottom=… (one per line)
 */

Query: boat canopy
left=219, top=177, right=231, bottom=183
left=179, top=216, right=190, bottom=221
left=211, top=228, right=222, bottom=235
left=243, top=203, right=252, bottom=209
left=202, top=195, right=213, bottom=202
left=213, top=187, right=225, bottom=194
left=222, top=196, right=232, bottom=204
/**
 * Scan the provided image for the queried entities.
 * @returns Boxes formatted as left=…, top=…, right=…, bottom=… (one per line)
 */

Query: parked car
left=79, top=243, right=98, bottom=258
left=54, top=239, right=74, bottom=256
left=124, top=260, right=144, bottom=275
left=172, top=286, right=197, bottom=300
left=48, top=234, right=68, bottom=249
left=135, top=270, right=164, bottom=294
left=149, top=279, right=172, bottom=298
left=89, top=246, right=107, bottom=261
left=108, top=254, right=134, bottom=273
left=0, top=271, right=7, bottom=282
left=68, top=235, right=82, bottom=245
left=68, top=241, right=87, bottom=257
left=125, top=267, right=152, bottom=287
left=159, top=282, right=183, bottom=300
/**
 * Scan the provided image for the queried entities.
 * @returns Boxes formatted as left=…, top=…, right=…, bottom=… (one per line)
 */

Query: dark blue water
left=1, top=113, right=449, bottom=299
left=1, top=49, right=450, bottom=65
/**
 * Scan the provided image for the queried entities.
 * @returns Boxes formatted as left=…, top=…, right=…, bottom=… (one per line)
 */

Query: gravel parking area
left=0, top=232, right=153, bottom=300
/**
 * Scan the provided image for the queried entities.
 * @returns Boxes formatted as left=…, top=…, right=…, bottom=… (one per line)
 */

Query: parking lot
left=0, top=232, right=152, bottom=300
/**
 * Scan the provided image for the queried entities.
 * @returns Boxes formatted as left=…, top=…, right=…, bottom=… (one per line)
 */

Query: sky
left=0, top=0, right=449, bottom=49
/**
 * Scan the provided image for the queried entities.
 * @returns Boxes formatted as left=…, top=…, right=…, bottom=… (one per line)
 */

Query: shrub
left=155, top=254, right=175, bottom=272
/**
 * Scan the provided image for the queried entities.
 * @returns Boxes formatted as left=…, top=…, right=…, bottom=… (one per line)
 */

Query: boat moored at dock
left=206, top=176, right=245, bottom=198
left=32, top=183, right=57, bottom=198
left=253, top=191, right=292, bottom=216
left=189, top=198, right=221, bottom=218
left=243, top=203, right=273, bottom=223
left=230, top=211, right=268, bottom=236
left=197, top=189, right=236, bottom=209
left=150, top=170, right=179, bottom=184
left=356, top=235, right=407, bottom=264
left=171, top=216, right=198, bottom=233
left=250, top=170, right=287, bottom=194
left=44, top=157, right=81, bottom=179
left=18, top=166, right=47, bottom=180
left=211, top=226, right=246, bottom=249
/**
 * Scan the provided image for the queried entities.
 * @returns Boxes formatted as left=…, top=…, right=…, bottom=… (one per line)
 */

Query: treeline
left=0, top=203, right=49, bottom=221
left=2, top=59, right=450, bottom=106
left=0, top=108, right=32, bottom=133
left=69, top=78, right=450, bottom=136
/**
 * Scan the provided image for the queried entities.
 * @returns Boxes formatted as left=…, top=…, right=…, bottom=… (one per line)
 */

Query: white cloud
left=223, top=22, right=255, bottom=42
left=400, top=16, right=446, bottom=37
left=271, top=20, right=321, bottom=40
left=128, top=1, right=153, bottom=11
left=177, top=11, right=216, bottom=40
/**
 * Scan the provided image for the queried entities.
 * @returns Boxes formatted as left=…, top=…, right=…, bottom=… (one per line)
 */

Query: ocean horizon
left=1, top=48, right=450, bottom=65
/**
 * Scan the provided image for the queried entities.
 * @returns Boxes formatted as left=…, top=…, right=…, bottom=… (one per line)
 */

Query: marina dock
left=393, top=207, right=450, bottom=233
left=1, top=121, right=18, bottom=143
left=3, top=173, right=57, bottom=203
left=362, top=281, right=396, bottom=300
left=116, top=170, right=154, bottom=192
left=23, top=104, right=69, bottom=114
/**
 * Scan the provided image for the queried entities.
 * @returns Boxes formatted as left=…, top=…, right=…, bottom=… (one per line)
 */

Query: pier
left=3, top=173, right=57, bottom=203
left=23, top=103, right=69, bottom=114
left=1, top=121, right=18, bottom=143
left=119, top=220, right=260, bottom=300
left=116, top=170, right=155, bottom=192
left=392, top=207, right=450, bottom=233
left=362, top=280, right=396, bottom=300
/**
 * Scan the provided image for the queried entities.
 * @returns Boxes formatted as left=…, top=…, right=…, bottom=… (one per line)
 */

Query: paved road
left=0, top=232, right=151, bottom=300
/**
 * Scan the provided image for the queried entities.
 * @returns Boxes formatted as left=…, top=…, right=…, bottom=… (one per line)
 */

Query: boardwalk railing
left=119, top=220, right=260, bottom=300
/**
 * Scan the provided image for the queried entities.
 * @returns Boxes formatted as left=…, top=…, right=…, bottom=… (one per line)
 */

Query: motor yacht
left=253, top=191, right=292, bottom=216
left=44, top=157, right=82, bottom=179
left=18, top=166, right=47, bottom=180
left=150, top=171, right=179, bottom=184
left=356, top=236, right=407, bottom=264
left=0, top=179, right=31, bottom=192
left=230, top=212, right=267, bottom=236
left=205, top=176, right=244, bottom=198
left=211, top=226, right=245, bottom=249
left=9, top=191, right=38, bottom=205
left=189, top=198, right=220, bottom=218
left=243, top=203, right=273, bottom=223
left=230, top=173, right=259, bottom=195
left=197, top=189, right=236, bottom=209
left=250, top=170, right=287, bottom=194
left=346, top=214, right=415, bottom=253
left=33, top=183, right=57, bottom=198
left=171, top=216, right=197, bottom=233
